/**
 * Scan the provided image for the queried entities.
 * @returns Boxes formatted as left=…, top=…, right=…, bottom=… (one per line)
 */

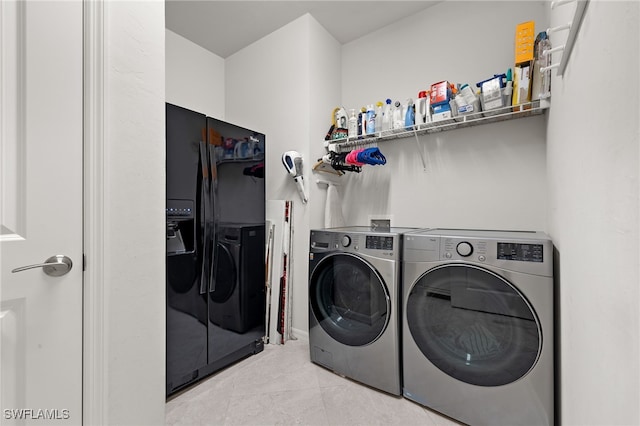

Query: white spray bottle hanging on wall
left=282, top=150, right=308, bottom=204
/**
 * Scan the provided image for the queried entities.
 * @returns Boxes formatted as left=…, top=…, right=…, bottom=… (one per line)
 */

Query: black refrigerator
left=166, top=103, right=266, bottom=396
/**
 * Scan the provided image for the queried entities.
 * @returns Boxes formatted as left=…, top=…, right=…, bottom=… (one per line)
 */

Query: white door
left=1, top=0, right=83, bottom=424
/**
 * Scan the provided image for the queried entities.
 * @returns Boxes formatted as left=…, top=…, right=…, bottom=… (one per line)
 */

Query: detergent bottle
left=334, top=107, right=348, bottom=129
left=366, top=105, right=376, bottom=136
left=415, top=91, right=428, bottom=128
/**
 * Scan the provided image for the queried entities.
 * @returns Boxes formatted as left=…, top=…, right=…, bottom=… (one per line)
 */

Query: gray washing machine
left=308, top=226, right=416, bottom=395
left=402, top=229, right=554, bottom=426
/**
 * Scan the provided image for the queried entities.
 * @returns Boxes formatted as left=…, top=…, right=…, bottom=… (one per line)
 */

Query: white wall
left=166, top=29, right=225, bottom=119
left=547, top=1, right=639, bottom=424
left=340, top=1, right=549, bottom=231
left=225, top=14, right=341, bottom=337
left=103, top=2, right=166, bottom=424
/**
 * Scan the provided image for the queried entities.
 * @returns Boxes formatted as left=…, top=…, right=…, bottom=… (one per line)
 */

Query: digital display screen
left=366, top=236, right=393, bottom=250
left=497, top=243, right=543, bottom=262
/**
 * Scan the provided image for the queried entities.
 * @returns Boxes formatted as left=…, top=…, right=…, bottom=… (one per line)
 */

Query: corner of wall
left=165, top=29, right=225, bottom=118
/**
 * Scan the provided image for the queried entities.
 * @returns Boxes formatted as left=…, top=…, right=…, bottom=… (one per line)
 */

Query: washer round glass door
left=211, top=242, right=235, bottom=303
left=406, top=264, right=541, bottom=387
left=310, top=253, right=390, bottom=347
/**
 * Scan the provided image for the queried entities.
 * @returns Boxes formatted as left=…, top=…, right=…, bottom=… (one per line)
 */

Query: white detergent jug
left=415, top=91, right=429, bottom=128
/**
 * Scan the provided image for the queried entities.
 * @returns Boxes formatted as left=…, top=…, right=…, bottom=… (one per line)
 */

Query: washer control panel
left=497, top=242, right=544, bottom=262
left=403, top=229, right=553, bottom=277
left=456, top=241, right=473, bottom=257
left=442, top=238, right=488, bottom=263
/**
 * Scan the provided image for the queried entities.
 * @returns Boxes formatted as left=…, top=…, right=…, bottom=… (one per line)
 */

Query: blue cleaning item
left=404, top=99, right=415, bottom=129
left=356, top=147, right=387, bottom=165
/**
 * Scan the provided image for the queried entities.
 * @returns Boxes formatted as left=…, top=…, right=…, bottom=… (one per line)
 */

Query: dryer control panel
left=310, top=230, right=402, bottom=260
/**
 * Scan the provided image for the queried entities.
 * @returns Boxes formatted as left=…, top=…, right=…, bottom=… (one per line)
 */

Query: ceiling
left=166, top=1, right=442, bottom=58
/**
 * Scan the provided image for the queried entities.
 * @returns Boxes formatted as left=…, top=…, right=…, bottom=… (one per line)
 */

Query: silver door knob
left=11, top=255, right=73, bottom=277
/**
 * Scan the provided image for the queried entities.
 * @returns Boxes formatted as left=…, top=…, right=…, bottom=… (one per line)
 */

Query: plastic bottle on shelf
left=347, top=109, right=358, bottom=138
left=375, top=101, right=384, bottom=133
left=382, top=99, right=392, bottom=132
left=335, top=107, right=348, bottom=129
left=366, top=105, right=376, bottom=136
left=459, top=84, right=477, bottom=107
left=404, top=98, right=415, bottom=129
left=536, top=32, right=552, bottom=99
left=415, top=91, right=428, bottom=127
left=392, top=101, right=404, bottom=132
left=360, top=107, right=368, bottom=135
left=357, top=109, right=364, bottom=137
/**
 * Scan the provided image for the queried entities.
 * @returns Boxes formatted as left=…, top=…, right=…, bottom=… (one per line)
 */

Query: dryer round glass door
left=406, top=264, right=541, bottom=387
left=309, top=253, right=390, bottom=347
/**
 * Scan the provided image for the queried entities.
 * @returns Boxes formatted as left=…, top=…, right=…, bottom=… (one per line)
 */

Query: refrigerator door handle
left=199, top=139, right=211, bottom=295
left=208, top=133, right=219, bottom=293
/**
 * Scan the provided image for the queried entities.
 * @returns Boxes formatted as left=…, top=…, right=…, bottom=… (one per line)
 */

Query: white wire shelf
left=324, top=99, right=549, bottom=153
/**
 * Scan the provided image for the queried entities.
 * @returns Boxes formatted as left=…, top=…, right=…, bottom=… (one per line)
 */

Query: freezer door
left=166, top=103, right=208, bottom=395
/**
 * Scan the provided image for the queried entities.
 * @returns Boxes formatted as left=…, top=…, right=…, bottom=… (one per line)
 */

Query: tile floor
left=166, top=338, right=463, bottom=426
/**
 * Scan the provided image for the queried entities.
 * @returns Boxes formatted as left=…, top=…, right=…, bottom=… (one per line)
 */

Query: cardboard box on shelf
left=515, top=21, right=535, bottom=65
left=512, top=64, right=532, bottom=105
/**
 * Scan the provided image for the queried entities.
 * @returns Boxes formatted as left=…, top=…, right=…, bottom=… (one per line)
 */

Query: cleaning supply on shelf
left=459, top=84, right=477, bottom=106
left=357, top=109, right=364, bottom=137
left=375, top=101, right=384, bottom=133
left=335, top=107, right=348, bottom=129
left=392, top=101, right=404, bottom=132
left=476, top=74, right=508, bottom=114
left=382, top=99, right=392, bottom=132
left=449, top=96, right=458, bottom=119
left=430, top=81, right=452, bottom=108
left=431, top=103, right=452, bottom=122
left=366, top=104, right=376, bottom=136
left=531, top=31, right=551, bottom=100
left=456, top=84, right=480, bottom=115
left=347, top=109, right=358, bottom=138
left=404, top=98, right=415, bottom=129
left=415, top=91, right=428, bottom=127
left=512, top=65, right=532, bottom=105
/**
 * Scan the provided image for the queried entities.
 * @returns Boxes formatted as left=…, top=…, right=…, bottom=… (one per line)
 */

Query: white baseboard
left=290, top=328, right=309, bottom=342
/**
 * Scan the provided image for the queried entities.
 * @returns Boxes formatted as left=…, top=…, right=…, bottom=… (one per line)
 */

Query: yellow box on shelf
left=515, top=21, right=535, bottom=65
